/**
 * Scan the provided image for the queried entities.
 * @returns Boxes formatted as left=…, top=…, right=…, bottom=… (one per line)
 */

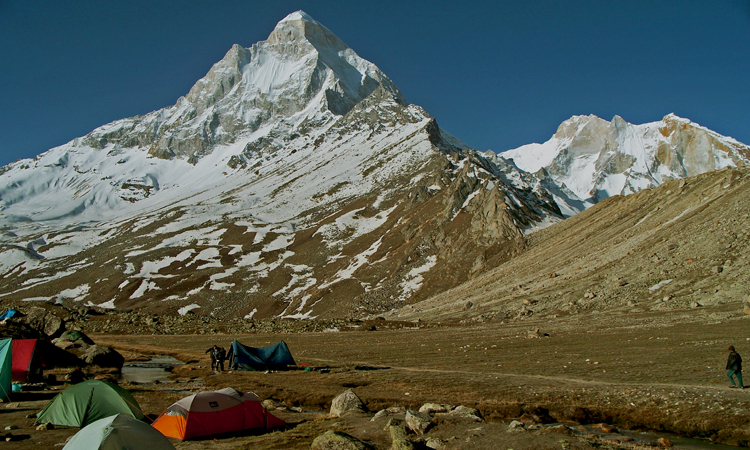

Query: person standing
left=217, top=346, right=226, bottom=372
left=205, top=345, right=218, bottom=371
left=727, top=345, right=744, bottom=389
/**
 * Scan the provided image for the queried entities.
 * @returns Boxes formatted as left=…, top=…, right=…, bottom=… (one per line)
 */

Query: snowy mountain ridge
left=502, top=113, right=750, bottom=215
left=0, top=11, right=562, bottom=319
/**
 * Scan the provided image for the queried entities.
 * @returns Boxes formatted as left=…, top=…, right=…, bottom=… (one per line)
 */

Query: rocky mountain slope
left=502, top=114, right=750, bottom=216
left=0, top=11, right=561, bottom=319
left=387, top=165, right=750, bottom=323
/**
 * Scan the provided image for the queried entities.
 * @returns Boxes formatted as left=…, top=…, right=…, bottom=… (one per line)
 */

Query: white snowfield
left=503, top=114, right=749, bottom=213
left=1, top=12, right=748, bottom=318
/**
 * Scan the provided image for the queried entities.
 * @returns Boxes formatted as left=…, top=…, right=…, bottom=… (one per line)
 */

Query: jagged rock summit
left=0, top=12, right=561, bottom=319
left=502, top=113, right=750, bottom=215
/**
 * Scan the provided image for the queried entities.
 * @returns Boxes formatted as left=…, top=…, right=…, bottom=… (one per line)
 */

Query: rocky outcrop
left=24, top=307, right=64, bottom=338
left=330, top=389, right=368, bottom=417
left=311, top=430, right=371, bottom=450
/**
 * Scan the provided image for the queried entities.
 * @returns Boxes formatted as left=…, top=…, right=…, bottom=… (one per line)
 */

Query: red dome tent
left=152, top=388, right=284, bottom=440
left=12, top=339, right=42, bottom=383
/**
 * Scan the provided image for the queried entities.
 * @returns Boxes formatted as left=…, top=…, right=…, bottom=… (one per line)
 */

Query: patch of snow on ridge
left=98, top=298, right=116, bottom=309
left=320, top=236, right=385, bottom=290
left=209, top=267, right=239, bottom=290
left=178, top=304, right=200, bottom=316
left=55, top=284, right=90, bottom=303
left=189, top=248, right=222, bottom=270
left=315, top=203, right=398, bottom=248
left=398, top=255, right=437, bottom=300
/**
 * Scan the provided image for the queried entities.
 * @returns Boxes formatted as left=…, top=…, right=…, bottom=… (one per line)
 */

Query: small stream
left=575, top=424, right=742, bottom=449
left=120, top=355, right=183, bottom=384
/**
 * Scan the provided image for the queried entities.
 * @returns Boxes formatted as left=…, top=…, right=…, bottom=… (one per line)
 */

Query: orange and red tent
left=152, top=387, right=284, bottom=440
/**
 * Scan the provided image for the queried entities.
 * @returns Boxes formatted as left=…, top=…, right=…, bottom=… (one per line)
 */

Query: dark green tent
left=36, top=380, right=144, bottom=427
left=227, top=340, right=296, bottom=371
left=0, top=339, right=11, bottom=401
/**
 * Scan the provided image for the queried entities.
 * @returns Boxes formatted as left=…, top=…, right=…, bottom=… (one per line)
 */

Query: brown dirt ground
left=4, top=309, right=750, bottom=449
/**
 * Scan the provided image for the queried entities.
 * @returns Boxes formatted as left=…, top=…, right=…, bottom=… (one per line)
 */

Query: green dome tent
left=227, top=340, right=296, bottom=371
left=63, top=413, right=175, bottom=450
left=36, top=380, right=144, bottom=427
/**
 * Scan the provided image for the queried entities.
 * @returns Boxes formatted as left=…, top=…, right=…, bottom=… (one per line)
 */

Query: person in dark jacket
left=727, top=345, right=744, bottom=388
left=217, top=346, right=226, bottom=371
left=205, top=345, right=219, bottom=371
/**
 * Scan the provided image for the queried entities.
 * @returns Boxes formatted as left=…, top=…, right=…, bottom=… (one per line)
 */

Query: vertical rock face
left=504, top=113, right=750, bottom=210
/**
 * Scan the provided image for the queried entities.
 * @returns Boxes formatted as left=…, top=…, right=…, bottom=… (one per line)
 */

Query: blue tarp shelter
left=0, top=309, right=19, bottom=321
left=0, top=339, right=12, bottom=401
left=227, top=340, right=296, bottom=371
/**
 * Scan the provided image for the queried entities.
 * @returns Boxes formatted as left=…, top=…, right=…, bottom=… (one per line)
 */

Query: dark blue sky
left=1, top=1, right=748, bottom=167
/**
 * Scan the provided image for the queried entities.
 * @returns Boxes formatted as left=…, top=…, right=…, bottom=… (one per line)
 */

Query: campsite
left=2, top=303, right=750, bottom=449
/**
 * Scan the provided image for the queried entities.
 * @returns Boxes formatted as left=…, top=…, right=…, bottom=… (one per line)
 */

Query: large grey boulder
left=24, top=307, right=64, bottom=338
left=311, top=430, right=370, bottom=450
left=330, top=389, right=368, bottom=417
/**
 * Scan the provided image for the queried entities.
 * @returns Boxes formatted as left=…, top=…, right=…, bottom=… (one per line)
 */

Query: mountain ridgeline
left=0, top=11, right=748, bottom=321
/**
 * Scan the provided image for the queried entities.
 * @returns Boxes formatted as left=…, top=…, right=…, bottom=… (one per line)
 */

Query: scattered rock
left=447, top=405, right=484, bottom=422
left=405, top=409, right=433, bottom=435
left=658, top=437, right=674, bottom=447
left=80, top=345, right=125, bottom=369
left=388, top=421, right=414, bottom=450
left=25, top=307, right=65, bottom=338
left=36, top=422, right=54, bottom=431
left=424, top=437, right=447, bottom=449
left=311, top=430, right=371, bottom=450
left=418, top=403, right=450, bottom=414
left=330, top=389, right=368, bottom=417
left=544, top=424, right=574, bottom=435
left=370, top=410, right=389, bottom=422
left=508, top=420, right=525, bottom=431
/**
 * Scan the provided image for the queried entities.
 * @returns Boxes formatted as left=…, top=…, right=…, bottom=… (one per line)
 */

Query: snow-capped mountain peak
left=0, top=11, right=563, bottom=320
left=503, top=114, right=750, bottom=215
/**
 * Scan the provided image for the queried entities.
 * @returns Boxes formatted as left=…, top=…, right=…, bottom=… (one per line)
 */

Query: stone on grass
left=425, top=437, right=447, bottom=449
left=508, top=420, right=525, bottom=431
left=405, top=409, right=433, bottom=434
left=418, top=403, right=450, bottom=414
left=311, top=430, right=370, bottom=450
left=80, top=345, right=124, bottom=369
left=448, top=405, right=484, bottom=422
left=330, top=389, right=367, bottom=417
left=389, top=422, right=414, bottom=450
